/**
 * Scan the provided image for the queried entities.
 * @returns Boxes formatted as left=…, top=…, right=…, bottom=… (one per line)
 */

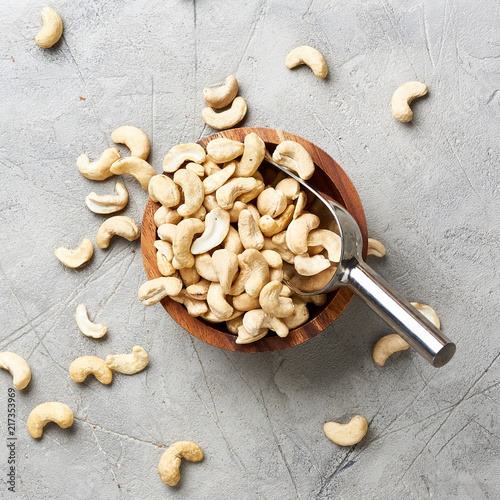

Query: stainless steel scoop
left=264, top=158, right=456, bottom=368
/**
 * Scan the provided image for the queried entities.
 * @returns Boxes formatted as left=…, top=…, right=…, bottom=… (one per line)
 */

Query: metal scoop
left=265, top=158, right=456, bottom=368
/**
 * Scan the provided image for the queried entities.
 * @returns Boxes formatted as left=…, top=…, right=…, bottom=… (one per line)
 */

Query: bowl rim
left=141, top=127, right=368, bottom=352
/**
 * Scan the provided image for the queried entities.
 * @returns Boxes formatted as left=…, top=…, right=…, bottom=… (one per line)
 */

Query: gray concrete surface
left=1, top=0, right=499, bottom=498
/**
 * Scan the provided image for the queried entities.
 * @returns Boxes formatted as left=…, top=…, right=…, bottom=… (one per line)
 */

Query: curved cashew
left=297, top=293, right=328, bottom=306
left=171, top=290, right=209, bottom=316
left=243, top=309, right=289, bottom=337
left=163, top=143, right=206, bottom=173
left=190, top=208, right=230, bottom=255
left=294, top=253, right=331, bottom=276
left=203, top=162, right=236, bottom=194
left=105, top=346, right=149, bottom=374
left=27, top=403, right=73, bottom=439
left=257, top=188, right=287, bottom=218
left=234, top=133, right=266, bottom=177
left=283, top=297, right=310, bottom=329
left=157, top=249, right=176, bottom=276
left=392, top=81, right=428, bottom=122
left=202, top=96, right=247, bottom=130
left=216, top=177, right=258, bottom=210
left=237, top=249, right=270, bottom=298
left=35, top=7, right=63, bottom=48
left=158, top=441, right=203, bottom=486
left=238, top=209, right=264, bottom=250
left=261, top=249, right=284, bottom=281
left=172, top=219, right=205, bottom=269
left=286, top=213, right=320, bottom=255
left=411, top=302, right=440, bottom=328
left=212, top=249, right=239, bottom=294
left=179, top=267, right=200, bottom=287
left=259, top=281, right=294, bottom=318
left=96, top=216, right=140, bottom=249
left=203, top=75, right=239, bottom=109
left=285, top=45, right=328, bottom=79
left=372, top=334, right=410, bottom=366
left=236, top=178, right=265, bottom=204
left=111, top=126, right=150, bottom=160
left=293, top=191, right=308, bottom=219
left=236, top=324, right=269, bottom=344
left=148, top=175, right=181, bottom=208
left=367, top=238, right=386, bottom=258
left=207, top=282, right=234, bottom=320
left=138, top=277, right=183, bottom=306
left=194, top=254, right=218, bottom=282
left=263, top=235, right=295, bottom=264
left=203, top=157, right=221, bottom=176
left=0, top=352, right=31, bottom=390
left=157, top=223, right=177, bottom=242
left=223, top=226, right=244, bottom=255
left=173, top=169, right=204, bottom=217
left=186, top=162, right=205, bottom=177
left=69, top=356, right=112, bottom=384
left=75, top=304, right=107, bottom=338
left=109, top=157, right=155, bottom=190
left=154, top=206, right=182, bottom=227
left=259, top=204, right=295, bottom=237
left=54, top=238, right=94, bottom=268
left=226, top=316, right=244, bottom=335
left=206, top=138, right=244, bottom=163
left=203, top=310, right=242, bottom=323
left=324, top=416, right=368, bottom=446
left=228, top=201, right=249, bottom=223
left=85, top=183, right=129, bottom=214
left=308, top=229, right=341, bottom=262
left=232, top=293, right=261, bottom=312
left=275, top=178, right=300, bottom=202
left=77, top=148, right=120, bottom=181
left=186, top=279, right=210, bottom=301
left=273, top=141, right=315, bottom=180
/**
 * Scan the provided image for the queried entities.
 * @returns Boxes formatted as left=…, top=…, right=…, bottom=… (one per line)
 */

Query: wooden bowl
left=141, top=127, right=368, bottom=352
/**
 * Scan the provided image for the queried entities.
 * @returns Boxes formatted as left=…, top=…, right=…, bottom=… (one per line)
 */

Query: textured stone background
left=1, top=0, right=499, bottom=498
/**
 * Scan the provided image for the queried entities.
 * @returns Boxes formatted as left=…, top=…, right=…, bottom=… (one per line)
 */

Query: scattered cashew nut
left=202, top=96, right=247, bottom=130
left=96, top=216, right=140, bottom=249
left=285, top=45, right=328, bottom=79
left=391, top=82, right=428, bottom=122
left=35, top=7, right=63, bottom=48
left=75, top=304, right=107, bottom=338
left=0, top=352, right=31, bottom=390
left=54, top=238, right=94, bottom=268
left=158, top=441, right=203, bottom=486
left=105, top=346, right=149, bottom=374
left=85, top=183, right=129, bottom=214
left=324, top=416, right=368, bottom=446
left=27, top=402, right=73, bottom=439
left=367, top=238, right=386, bottom=258
left=77, top=148, right=120, bottom=181
left=69, top=356, right=113, bottom=384
left=203, top=75, right=239, bottom=109
left=111, top=126, right=150, bottom=160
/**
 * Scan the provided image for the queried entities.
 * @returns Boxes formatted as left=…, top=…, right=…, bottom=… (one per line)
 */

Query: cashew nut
left=194, top=253, right=218, bottom=282
left=186, top=162, right=205, bottom=177
left=275, top=178, right=300, bottom=202
left=203, top=75, right=239, bottom=109
left=367, top=238, right=386, bottom=258
left=226, top=316, right=244, bottom=334
left=111, top=126, right=150, bottom=160
left=0, top=352, right=31, bottom=390
left=411, top=302, right=440, bottom=329
left=157, top=223, right=177, bottom=242
left=27, top=403, right=73, bottom=439
left=207, top=282, right=234, bottom=320
left=236, top=178, right=265, bottom=204
left=109, top=157, right=156, bottom=190
left=272, top=141, right=315, bottom=180
left=324, top=416, right=368, bottom=446
left=236, top=324, right=269, bottom=344
left=69, top=356, right=113, bottom=385
left=243, top=309, right=289, bottom=338
left=263, top=235, right=295, bottom=264
left=372, top=334, right=410, bottom=366
left=261, top=249, right=284, bottom=281
left=232, top=293, right=261, bottom=312
left=75, top=304, right=107, bottom=338
left=179, top=267, right=200, bottom=288
left=293, top=191, right=308, bottom=219
left=190, top=208, right=230, bottom=255
left=85, top=183, right=129, bottom=214
left=163, top=143, right=206, bottom=173
left=187, top=204, right=207, bottom=221
left=173, top=169, right=204, bottom=217
left=285, top=45, right=328, bottom=79
left=203, top=162, right=236, bottom=194
left=297, top=293, right=328, bottom=306
left=96, top=216, right=140, bottom=249
left=216, top=177, right=258, bottom=210
left=158, top=441, right=203, bottom=486
left=238, top=209, right=264, bottom=250
left=171, top=290, right=209, bottom=316
left=236, top=249, right=270, bottom=298
left=202, top=96, right=247, bottom=130
left=294, top=253, right=331, bottom=276
left=257, top=188, right=287, bottom=218
left=212, top=249, right=239, bottom=294
left=259, top=204, right=295, bottom=237
left=286, top=213, right=320, bottom=254
left=148, top=175, right=181, bottom=208
left=206, top=138, right=244, bottom=163
left=283, top=297, right=310, bottom=329
left=308, top=229, right=341, bottom=262
left=154, top=206, right=182, bottom=227
left=172, top=219, right=205, bottom=269
left=259, top=281, right=294, bottom=318
left=203, top=157, right=221, bottom=176
left=77, top=148, right=120, bottom=181
left=105, top=346, right=149, bottom=374
left=35, top=7, right=63, bottom=48
left=234, top=133, right=266, bottom=177
left=223, top=226, right=244, bottom=255
left=54, top=238, right=94, bottom=268
left=392, top=82, right=428, bottom=122
left=186, top=279, right=210, bottom=300
left=157, top=248, right=176, bottom=276
left=138, top=277, right=183, bottom=306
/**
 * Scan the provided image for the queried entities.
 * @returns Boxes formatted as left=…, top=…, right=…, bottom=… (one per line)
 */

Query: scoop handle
left=340, top=258, right=456, bottom=367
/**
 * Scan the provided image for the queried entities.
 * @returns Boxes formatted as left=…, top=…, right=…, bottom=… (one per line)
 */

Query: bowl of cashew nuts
left=140, top=127, right=368, bottom=352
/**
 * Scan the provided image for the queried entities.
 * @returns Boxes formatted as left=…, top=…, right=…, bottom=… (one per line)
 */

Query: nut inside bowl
left=141, top=127, right=367, bottom=352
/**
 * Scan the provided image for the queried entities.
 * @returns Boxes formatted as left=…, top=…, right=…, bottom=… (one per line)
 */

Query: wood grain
left=141, top=127, right=368, bottom=352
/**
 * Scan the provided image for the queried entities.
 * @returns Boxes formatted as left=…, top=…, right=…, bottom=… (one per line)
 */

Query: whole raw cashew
left=195, top=254, right=218, bottom=282
left=283, top=297, right=310, bottom=329
left=203, top=75, right=239, bottom=109
left=367, top=238, right=386, bottom=258
left=207, top=282, right=234, bottom=320
left=286, top=213, right=320, bottom=254
left=294, top=253, right=331, bottom=276
left=236, top=178, right=265, bottom=204
left=69, top=356, right=113, bottom=384
left=293, top=191, right=308, bottom=219
left=391, top=82, right=428, bottom=122
left=232, top=293, right=260, bottom=312
left=202, top=96, right=247, bottom=130
left=27, top=403, right=73, bottom=439
left=236, top=324, right=269, bottom=344
left=223, top=226, right=244, bottom=255
left=190, top=208, right=230, bottom=255
left=111, top=126, right=150, bottom=160
left=157, top=223, right=177, bottom=243
left=411, top=302, right=440, bottom=328
left=259, top=281, right=294, bottom=318
left=163, top=143, right=206, bottom=173
left=308, top=230, right=341, bottom=262
left=186, top=279, right=210, bottom=300
left=243, top=309, right=289, bottom=338
left=275, top=178, right=300, bottom=202
left=226, top=316, right=244, bottom=334
left=285, top=45, right=328, bottom=79
left=234, top=133, right=266, bottom=177
left=96, top=216, right=140, bottom=249
left=173, top=169, right=204, bottom=217
left=179, top=267, right=200, bottom=287
left=257, top=188, right=287, bottom=218
left=148, top=175, right=181, bottom=208
left=35, top=7, right=63, bottom=48
left=206, top=138, right=244, bottom=163
left=272, top=141, right=315, bottom=180
left=203, top=157, right=221, bottom=176
left=372, top=334, right=410, bottom=366
left=138, top=277, right=183, bottom=306
left=237, top=249, right=270, bottom=298
left=212, top=249, right=239, bottom=294
left=216, top=177, right=258, bottom=210
left=109, top=157, right=155, bottom=190
left=259, top=204, right=295, bottom=237
left=263, top=235, right=295, bottom=264
left=261, top=249, right=284, bottom=281
left=324, top=416, right=368, bottom=446
left=54, top=238, right=94, bottom=268
left=171, top=290, right=209, bottom=316
left=154, top=206, right=182, bottom=227
left=75, top=304, right=107, bottom=338
left=186, top=162, right=205, bottom=177
left=85, top=183, right=129, bottom=214
left=238, top=209, right=264, bottom=250
left=77, top=148, right=120, bottom=181
left=105, top=346, right=149, bottom=374
left=203, top=162, right=236, bottom=194
left=172, top=219, right=205, bottom=269
left=158, top=441, right=203, bottom=486
left=157, top=250, right=175, bottom=277
left=0, top=352, right=31, bottom=390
